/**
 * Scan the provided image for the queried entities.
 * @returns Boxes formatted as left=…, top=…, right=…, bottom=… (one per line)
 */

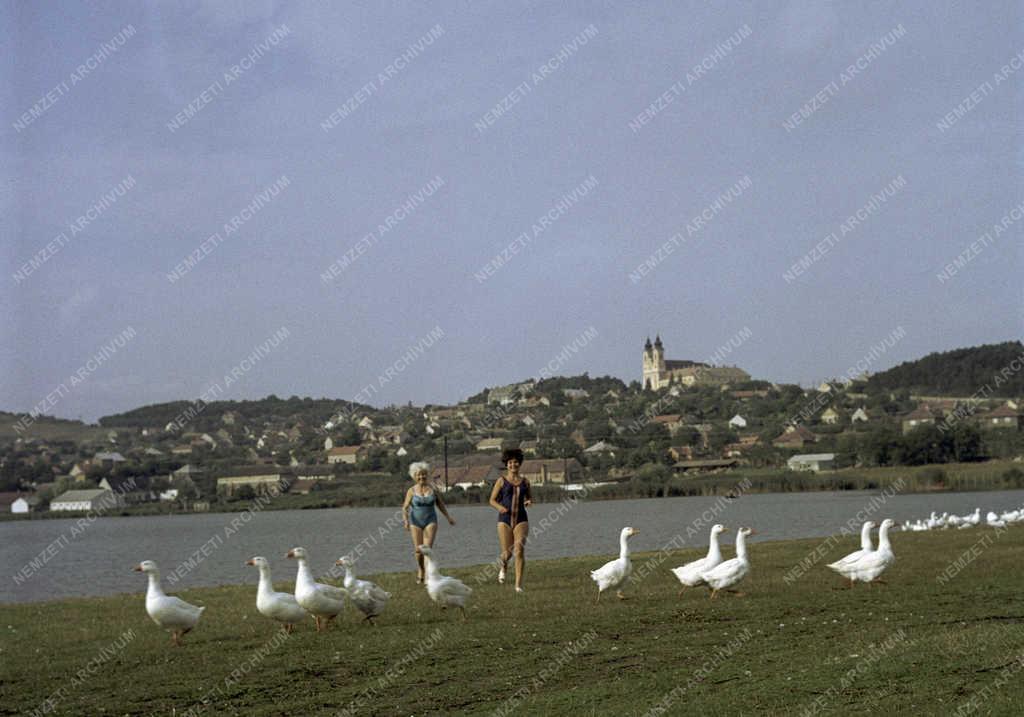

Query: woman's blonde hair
left=408, top=461, right=431, bottom=479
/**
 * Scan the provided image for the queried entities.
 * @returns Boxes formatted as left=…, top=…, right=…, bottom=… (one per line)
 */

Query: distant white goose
left=671, top=524, right=726, bottom=593
left=134, top=560, right=205, bottom=646
left=701, top=527, right=754, bottom=599
left=845, top=518, right=897, bottom=584
left=335, top=557, right=391, bottom=624
left=418, top=545, right=472, bottom=618
left=826, top=521, right=876, bottom=587
left=246, top=556, right=309, bottom=633
left=590, top=527, right=639, bottom=601
left=985, top=511, right=1007, bottom=528
left=286, top=547, right=345, bottom=631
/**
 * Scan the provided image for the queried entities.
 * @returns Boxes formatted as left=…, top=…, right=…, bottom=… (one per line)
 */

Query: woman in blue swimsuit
left=489, top=448, right=532, bottom=593
left=402, top=461, right=455, bottom=583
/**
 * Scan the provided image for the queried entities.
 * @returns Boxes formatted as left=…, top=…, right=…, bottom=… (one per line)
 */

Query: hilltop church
left=642, top=335, right=750, bottom=390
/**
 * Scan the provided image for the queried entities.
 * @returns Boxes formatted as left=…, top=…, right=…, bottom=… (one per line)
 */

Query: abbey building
left=642, top=335, right=750, bottom=390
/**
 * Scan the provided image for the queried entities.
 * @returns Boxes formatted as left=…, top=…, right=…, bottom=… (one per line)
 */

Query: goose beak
left=245, top=559, right=254, bottom=566
left=748, top=529, right=758, bottom=535
left=334, top=559, right=343, bottom=566
left=132, top=565, right=142, bottom=572
left=286, top=550, right=295, bottom=559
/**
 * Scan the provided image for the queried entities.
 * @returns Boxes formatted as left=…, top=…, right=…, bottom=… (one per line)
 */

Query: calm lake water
left=3, top=489, right=1023, bottom=604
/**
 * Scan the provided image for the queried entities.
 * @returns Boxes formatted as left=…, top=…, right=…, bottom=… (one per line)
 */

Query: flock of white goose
left=133, top=503, right=1023, bottom=645
left=902, top=506, right=1024, bottom=530
left=133, top=543, right=469, bottom=645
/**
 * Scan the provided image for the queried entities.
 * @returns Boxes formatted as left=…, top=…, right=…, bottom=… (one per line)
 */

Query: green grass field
left=2, top=529, right=1023, bottom=716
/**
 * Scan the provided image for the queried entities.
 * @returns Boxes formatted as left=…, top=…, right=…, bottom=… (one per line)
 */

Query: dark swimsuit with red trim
left=496, top=476, right=530, bottom=527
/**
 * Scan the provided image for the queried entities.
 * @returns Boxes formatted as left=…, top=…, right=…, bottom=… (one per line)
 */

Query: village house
left=98, top=475, right=153, bottom=503
left=584, top=440, right=619, bottom=455
left=901, top=405, right=940, bottom=434
left=772, top=424, right=817, bottom=449
left=728, top=414, right=748, bottom=429
left=672, top=458, right=738, bottom=474
left=216, top=467, right=291, bottom=497
left=518, top=458, right=583, bottom=486
left=851, top=407, right=869, bottom=423
left=652, top=414, right=684, bottom=435
left=668, top=445, right=694, bottom=462
left=787, top=453, right=837, bottom=472
left=327, top=446, right=364, bottom=464
left=11, top=495, right=40, bottom=513
left=444, top=464, right=502, bottom=490
left=475, top=437, right=504, bottom=451
left=50, top=488, right=123, bottom=512
left=820, top=407, right=840, bottom=425
left=978, top=404, right=1022, bottom=430
left=293, top=465, right=337, bottom=482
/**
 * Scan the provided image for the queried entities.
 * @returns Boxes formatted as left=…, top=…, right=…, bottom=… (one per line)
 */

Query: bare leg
left=410, top=525, right=425, bottom=581
left=512, top=522, right=529, bottom=590
left=423, top=523, right=438, bottom=548
left=497, top=523, right=514, bottom=580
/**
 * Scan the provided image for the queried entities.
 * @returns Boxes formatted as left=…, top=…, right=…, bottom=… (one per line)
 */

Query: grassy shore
left=3, top=529, right=1024, bottom=716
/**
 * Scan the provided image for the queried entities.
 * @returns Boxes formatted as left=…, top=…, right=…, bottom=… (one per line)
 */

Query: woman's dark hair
left=501, top=447, right=524, bottom=465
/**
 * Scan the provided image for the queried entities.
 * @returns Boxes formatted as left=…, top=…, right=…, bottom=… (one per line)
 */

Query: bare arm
left=489, top=478, right=507, bottom=513
left=402, top=487, right=413, bottom=529
left=524, top=480, right=533, bottom=507
left=434, top=491, right=455, bottom=525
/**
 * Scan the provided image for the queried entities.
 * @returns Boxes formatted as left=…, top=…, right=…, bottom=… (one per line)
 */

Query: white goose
left=246, top=556, right=309, bottom=633
left=844, top=518, right=897, bottom=585
left=826, top=521, right=876, bottom=587
left=286, top=547, right=345, bottom=631
left=334, top=557, right=391, bottom=624
left=418, top=545, right=472, bottom=618
left=134, top=560, right=205, bottom=646
left=671, top=524, right=726, bottom=593
left=590, top=527, right=639, bottom=601
left=701, top=527, right=754, bottom=599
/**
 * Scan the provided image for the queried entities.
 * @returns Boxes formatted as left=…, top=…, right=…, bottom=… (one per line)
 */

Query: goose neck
left=878, top=525, right=892, bottom=551
left=707, top=532, right=723, bottom=562
left=422, top=554, right=440, bottom=579
left=618, top=533, right=631, bottom=560
left=735, top=532, right=749, bottom=561
left=146, top=572, right=165, bottom=597
left=860, top=523, right=874, bottom=551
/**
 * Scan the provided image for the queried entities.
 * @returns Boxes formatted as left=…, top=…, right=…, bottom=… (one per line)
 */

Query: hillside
left=97, top=395, right=368, bottom=430
left=866, top=341, right=1024, bottom=397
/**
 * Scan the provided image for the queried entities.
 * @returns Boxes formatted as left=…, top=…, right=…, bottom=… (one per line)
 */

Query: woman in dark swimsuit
left=489, top=448, right=532, bottom=593
left=402, top=461, right=455, bottom=583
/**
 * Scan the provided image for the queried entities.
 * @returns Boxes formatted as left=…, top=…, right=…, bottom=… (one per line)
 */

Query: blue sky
left=2, top=1, right=1021, bottom=422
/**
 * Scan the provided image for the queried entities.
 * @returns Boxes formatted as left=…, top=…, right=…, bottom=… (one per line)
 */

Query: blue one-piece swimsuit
left=496, top=477, right=529, bottom=528
left=409, top=492, right=438, bottom=529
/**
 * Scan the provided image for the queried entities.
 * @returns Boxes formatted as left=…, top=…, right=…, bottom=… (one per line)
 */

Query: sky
left=2, top=1, right=1021, bottom=423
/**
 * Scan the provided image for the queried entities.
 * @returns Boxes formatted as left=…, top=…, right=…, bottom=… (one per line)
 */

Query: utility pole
left=443, top=435, right=449, bottom=491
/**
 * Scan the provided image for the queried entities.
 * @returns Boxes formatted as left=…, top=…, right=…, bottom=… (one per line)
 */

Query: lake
left=3, top=488, right=1023, bottom=604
